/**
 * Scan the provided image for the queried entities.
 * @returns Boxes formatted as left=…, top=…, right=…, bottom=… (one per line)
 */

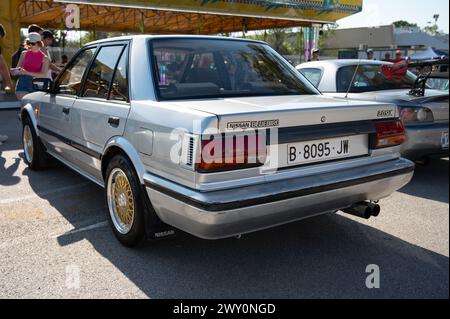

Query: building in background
left=321, top=25, right=448, bottom=60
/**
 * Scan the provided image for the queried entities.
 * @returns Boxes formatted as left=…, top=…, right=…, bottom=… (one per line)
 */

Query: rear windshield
left=150, top=38, right=318, bottom=100
left=336, top=64, right=417, bottom=93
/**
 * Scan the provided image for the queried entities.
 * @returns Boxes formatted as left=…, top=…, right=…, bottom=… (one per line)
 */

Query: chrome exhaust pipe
left=342, top=202, right=381, bottom=219
left=367, top=202, right=381, bottom=217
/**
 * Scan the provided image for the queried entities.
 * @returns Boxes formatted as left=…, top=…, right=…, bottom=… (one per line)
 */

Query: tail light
left=197, top=132, right=267, bottom=172
left=371, top=120, right=406, bottom=149
left=399, top=107, right=434, bottom=123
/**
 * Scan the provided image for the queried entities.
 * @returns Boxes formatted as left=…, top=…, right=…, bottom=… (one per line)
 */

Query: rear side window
left=299, top=68, right=322, bottom=88
left=336, top=64, right=417, bottom=93
left=110, top=46, right=129, bottom=101
left=82, top=45, right=125, bottom=99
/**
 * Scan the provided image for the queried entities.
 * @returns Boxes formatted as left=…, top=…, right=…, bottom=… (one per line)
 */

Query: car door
left=69, top=43, right=130, bottom=181
left=38, top=47, right=96, bottom=160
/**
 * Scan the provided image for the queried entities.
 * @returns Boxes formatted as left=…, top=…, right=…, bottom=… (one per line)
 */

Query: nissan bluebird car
left=296, top=60, right=449, bottom=161
left=20, top=36, right=414, bottom=247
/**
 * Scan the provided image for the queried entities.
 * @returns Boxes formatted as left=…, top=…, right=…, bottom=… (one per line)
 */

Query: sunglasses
left=29, top=42, right=37, bottom=46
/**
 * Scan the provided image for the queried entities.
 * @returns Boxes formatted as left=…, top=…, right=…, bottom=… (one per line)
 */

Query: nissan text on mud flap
left=19, top=35, right=414, bottom=247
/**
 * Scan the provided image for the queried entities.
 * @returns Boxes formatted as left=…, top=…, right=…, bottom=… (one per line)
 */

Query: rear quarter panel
left=125, top=100, right=218, bottom=189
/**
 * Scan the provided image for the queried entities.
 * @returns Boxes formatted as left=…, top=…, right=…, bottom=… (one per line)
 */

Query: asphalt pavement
left=0, top=109, right=448, bottom=299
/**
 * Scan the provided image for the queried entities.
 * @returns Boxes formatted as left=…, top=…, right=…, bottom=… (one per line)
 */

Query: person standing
left=11, top=24, right=43, bottom=69
left=0, top=24, right=13, bottom=92
left=59, top=54, right=68, bottom=68
left=382, top=50, right=409, bottom=80
left=392, top=50, right=405, bottom=63
left=41, top=30, right=61, bottom=79
left=0, top=24, right=13, bottom=145
left=366, top=49, right=375, bottom=60
left=311, top=48, right=320, bottom=61
left=15, top=32, right=50, bottom=99
left=383, top=52, right=392, bottom=62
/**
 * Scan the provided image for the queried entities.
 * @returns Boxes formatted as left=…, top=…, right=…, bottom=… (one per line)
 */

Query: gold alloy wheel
left=23, top=125, right=34, bottom=163
left=107, top=168, right=135, bottom=234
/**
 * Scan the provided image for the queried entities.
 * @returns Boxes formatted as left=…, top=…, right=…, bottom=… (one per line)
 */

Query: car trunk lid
left=339, top=89, right=449, bottom=122
left=169, top=95, right=398, bottom=131
left=170, top=95, right=401, bottom=172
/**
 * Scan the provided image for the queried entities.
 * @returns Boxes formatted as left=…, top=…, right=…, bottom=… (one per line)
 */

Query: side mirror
left=32, top=78, right=53, bottom=93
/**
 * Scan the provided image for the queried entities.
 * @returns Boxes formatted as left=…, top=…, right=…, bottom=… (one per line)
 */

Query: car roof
left=297, top=59, right=393, bottom=69
left=86, top=34, right=267, bottom=46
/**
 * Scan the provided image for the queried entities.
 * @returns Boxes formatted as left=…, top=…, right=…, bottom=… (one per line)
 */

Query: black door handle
left=108, top=116, right=120, bottom=127
left=62, top=107, right=70, bottom=115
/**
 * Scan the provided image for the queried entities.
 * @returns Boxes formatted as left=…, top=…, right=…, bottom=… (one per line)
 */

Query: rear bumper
left=144, top=158, right=414, bottom=239
left=401, top=122, right=449, bottom=159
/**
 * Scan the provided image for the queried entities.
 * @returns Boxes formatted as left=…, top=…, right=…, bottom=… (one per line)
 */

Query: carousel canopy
left=18, top=0, right=363, bottom=34
left=1, top=1, right=362, bottom=68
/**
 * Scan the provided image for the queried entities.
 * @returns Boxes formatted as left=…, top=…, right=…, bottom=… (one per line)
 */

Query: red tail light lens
left=197, top=132, right=267, bottom=172
left=372, top=120, right=406, bottom=149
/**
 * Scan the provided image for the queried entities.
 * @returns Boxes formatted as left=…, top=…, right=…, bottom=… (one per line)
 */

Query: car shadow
left=0, top=110, right=22, bottom=153
left=0, top=149, right=21, bottom=186
left=0, top=109, right=21, bottom=187
left=22, top=163, right=449, bottom=299
left=398, top=158, right=449, bottom=204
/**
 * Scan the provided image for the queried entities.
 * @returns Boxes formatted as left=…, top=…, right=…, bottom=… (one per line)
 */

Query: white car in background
left=297, top=60, right=449, bottom=161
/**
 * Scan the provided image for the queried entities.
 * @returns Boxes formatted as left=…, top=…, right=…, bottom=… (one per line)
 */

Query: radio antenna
left=345, top=58, right=362, bottom=99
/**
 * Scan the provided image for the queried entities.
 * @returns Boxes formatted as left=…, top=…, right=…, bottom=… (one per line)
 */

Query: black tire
left=22, top=117, right=48, bottom=170
left=105, top=154, right=147, bottom=247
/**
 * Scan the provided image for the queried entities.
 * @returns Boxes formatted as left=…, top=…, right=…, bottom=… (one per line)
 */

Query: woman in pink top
left=15, top=32, right=50, bottom=99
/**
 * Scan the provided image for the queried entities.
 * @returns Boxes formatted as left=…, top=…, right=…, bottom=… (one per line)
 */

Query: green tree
left=249, top=28, right=294, bottom=55
left=318, top=23, right=338, bottom=49
left=423, top=23, right=442, bottom=36
left=393, top=20, right=418, bottom=28
left=268, top=28, right=293, bottom=55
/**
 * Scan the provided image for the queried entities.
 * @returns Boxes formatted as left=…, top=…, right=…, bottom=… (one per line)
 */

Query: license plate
left=442, top=132, right=449, bottom=149
left=287, top=135, right=369, bottom=166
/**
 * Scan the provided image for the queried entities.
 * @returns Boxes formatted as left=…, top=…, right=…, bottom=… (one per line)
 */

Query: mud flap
left=141, top=186, right=177, bottom=240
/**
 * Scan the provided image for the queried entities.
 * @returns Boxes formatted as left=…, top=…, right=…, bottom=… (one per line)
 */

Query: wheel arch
left=102, top=137, right=145, bottom=185
left=20, top=103, right=39, bottom=136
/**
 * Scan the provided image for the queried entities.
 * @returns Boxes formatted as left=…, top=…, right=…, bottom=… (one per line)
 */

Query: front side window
left=151, top=39, right=318, bottom=100
left=299, top=68, right=323, bottom=88
left=82, top=45, right=125, bottom=99
left=57, top=48, right=95, bottom=95
left=336, top=64, right=417, bottom=93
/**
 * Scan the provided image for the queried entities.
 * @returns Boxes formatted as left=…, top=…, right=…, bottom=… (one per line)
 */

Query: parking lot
left=0, top=108, right=448, bottom=299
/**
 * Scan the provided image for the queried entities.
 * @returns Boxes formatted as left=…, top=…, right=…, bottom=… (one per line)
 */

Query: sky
left=337, top=0, right=449, bottom=33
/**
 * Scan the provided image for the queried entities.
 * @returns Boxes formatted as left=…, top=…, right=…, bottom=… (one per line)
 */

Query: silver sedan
left=19, top=36, right=414, bottom=247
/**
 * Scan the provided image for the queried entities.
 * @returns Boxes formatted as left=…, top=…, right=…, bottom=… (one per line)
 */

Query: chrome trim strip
left=37, top=125, right=103, bottom=160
